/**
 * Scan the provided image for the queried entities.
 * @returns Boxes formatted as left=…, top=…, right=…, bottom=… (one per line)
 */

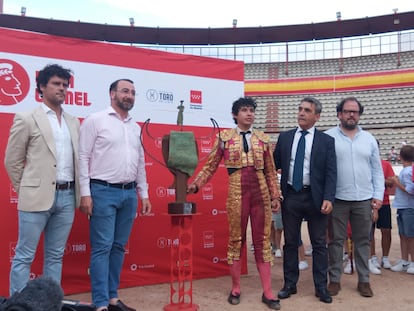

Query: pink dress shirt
left=78, top=106, right=148, bottom=199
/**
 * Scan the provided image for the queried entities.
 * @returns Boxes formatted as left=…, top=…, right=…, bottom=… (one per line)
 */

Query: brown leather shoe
left=327, top=282, right=341, bottom=296
left=357, top=282, right=373, bottom=297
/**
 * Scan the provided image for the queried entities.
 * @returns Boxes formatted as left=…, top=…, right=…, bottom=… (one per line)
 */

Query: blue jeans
left=89, top=183, right=138, bottom=308
left=10, top=188, right=75, bottom=295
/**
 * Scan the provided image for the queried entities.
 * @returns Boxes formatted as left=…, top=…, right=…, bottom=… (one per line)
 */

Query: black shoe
left=227, top=292, right=240, bottom=305
left=261, top=294, right=281, bottom=310
left=108, top=300, right=136, bottom=311
left=277, top=285, right=297, bottom=299
left=315, top=289, right=333, bottom=304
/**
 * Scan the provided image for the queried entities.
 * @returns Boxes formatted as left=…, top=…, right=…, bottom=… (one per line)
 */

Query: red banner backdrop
left=0, top=27, right=245, bottom=295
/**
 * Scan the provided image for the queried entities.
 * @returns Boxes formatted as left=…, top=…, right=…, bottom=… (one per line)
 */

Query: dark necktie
left=292, top=130, right=308, bottom=192
left=240, top=131, right=251, bottom=153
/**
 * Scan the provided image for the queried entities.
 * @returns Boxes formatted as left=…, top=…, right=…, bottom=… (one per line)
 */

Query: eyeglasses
left=341, top=109, right=360, bottom=115
left=116, top=88, right=136, bottom=96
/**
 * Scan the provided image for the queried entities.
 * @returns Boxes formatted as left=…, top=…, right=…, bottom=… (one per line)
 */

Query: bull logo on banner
left=0, top=59, right=30, bottom=105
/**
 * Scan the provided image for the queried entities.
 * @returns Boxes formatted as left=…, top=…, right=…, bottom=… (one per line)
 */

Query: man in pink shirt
left=79, top=79, right=151, bottom=311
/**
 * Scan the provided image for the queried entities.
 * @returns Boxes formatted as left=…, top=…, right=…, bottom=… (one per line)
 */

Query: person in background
left=326, top=97, right=384, bottom=298
left=388, top=146, right=397, bottom=164
left=271, top=211, right=283, bottom=258
left=343, top=228, right=354, bottom=275
left=369, top=140, right=396, bottom=274
left=188, top=97, right=282, bottom=310
left=271, top=170, right=283, bottom=258
left=274, top=96, right=336, bottom=304
left=390, top=144, right=414, bottom=274
left=78, top=79, right=151, bottom=311
left=4, top=64, right=80, bottom=295
left=298, top=237, right=309, bottom=271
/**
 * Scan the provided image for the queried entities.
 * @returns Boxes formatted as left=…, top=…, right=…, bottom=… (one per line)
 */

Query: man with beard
left=79, top=79, right=151, bottom=311
left=325, top=97, right=384, bottom=298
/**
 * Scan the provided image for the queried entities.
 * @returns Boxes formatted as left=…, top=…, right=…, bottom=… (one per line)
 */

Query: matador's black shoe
left=227, top=292, right=241, bottom=305
left=261, top=294, right=281, bottom=310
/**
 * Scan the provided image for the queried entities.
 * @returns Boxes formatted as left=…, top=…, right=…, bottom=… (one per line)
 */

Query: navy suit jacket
left=273, top=128, right=337, bottom=210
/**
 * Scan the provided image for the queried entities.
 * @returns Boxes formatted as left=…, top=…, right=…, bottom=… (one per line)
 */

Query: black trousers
left=281, top=187, right=328, bottom=291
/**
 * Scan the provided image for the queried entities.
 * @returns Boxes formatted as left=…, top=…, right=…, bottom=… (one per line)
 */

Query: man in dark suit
left=273, top=97, right=336, bottom=304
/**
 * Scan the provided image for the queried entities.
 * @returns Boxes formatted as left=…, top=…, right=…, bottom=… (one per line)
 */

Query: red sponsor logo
left=157, top=237, right=168, bottom=248
left=202, top=183, right=213, bottom=200
left=155, top=137, right=162, bottom=149
left=203, top=183, right=213, bottom=193
left=201, top=138, right=212, bottom=148
left=203, top=231, right=214, bottom=248
left=156, top=186, right=167, bottom=198
left=190, top=90, right=202, bottom=104
left=9, top=241, right=17, bottom=258
left=203, top=231, right=214, bottom=244
left=0, top=59, right=30, bottom=105
left=9, top=184, right=18, bottom=204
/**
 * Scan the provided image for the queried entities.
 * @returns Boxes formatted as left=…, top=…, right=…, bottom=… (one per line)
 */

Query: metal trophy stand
left=162, top=136, right=199, bottom=311
left=161, top=102, right=199, bottom=311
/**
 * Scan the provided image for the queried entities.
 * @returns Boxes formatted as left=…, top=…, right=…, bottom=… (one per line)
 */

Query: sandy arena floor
left=66, top=208, right=413, bottom=311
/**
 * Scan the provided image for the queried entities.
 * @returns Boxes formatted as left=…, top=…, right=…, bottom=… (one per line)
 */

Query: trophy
left=142, top=100, right=198, bottom=214
left=141, top=101, right=219, bottom=311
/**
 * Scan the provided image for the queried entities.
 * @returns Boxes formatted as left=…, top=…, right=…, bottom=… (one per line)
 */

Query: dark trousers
left=282, top=187, right=328, bottom=291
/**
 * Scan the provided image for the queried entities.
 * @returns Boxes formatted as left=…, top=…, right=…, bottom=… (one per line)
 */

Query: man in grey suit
left=4, top=64, right=80, bottom=295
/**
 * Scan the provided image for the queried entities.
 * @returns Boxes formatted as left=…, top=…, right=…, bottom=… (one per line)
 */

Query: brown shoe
left=357, top=282, right=373, bottom=297
left=327, top=282, right=341, bottom=296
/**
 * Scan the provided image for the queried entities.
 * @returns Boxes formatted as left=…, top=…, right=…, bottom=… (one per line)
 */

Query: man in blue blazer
left=273, top=97, right=336, bottom=304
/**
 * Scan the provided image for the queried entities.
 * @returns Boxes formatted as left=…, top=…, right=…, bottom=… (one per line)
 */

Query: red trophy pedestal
left=164, top=203, right=199, bottom=311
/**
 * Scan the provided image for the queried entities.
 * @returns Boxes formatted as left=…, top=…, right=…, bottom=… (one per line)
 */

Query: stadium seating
left=246, top=51, right=414, bottom=160
left=245, top=51, right=414, bottom=80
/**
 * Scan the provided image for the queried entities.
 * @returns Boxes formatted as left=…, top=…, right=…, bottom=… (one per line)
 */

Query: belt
left=288, top=184, right=311, bottom=193
left=56, top=181, right=75, bottom=190
left=90, top=179, right=136, bottom=189
left=335, top=199, right=371, bottom=203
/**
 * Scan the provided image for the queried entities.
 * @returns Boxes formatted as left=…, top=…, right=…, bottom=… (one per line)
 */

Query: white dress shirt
left=42, top=103, right=74, bottom=183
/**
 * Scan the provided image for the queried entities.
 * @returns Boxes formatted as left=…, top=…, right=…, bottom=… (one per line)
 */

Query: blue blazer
left=273, top=128, right=337, bottom=210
